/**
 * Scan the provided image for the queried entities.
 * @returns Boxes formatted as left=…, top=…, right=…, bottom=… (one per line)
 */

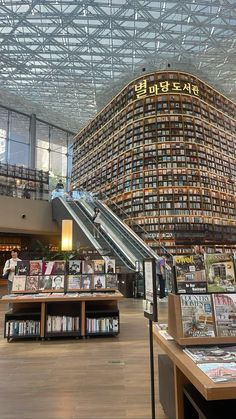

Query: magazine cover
left=94, top=274, right=106, bottom=289
left=180, top=294, right=215, bottom=337
left=205, top=253, right=236, bottom=293
left=213, top=293, right=236, bottom=337
left=174, top=254, right=206, bottom=294
left=81, top=275, right=93, bottom=289
left=42, top=260, right=66, bottom=275
left=38, top=275, right=53, bottom=291
left=16, top=260, right=30, bottom=276
left=25, top=276, right=39, bottom=292
left=82, top=260, right=94, bottom=274
left=184, top=345, right=236, bottom=363
left=106, top=274, right=118, bottom=289
left=68, top=260, right=81, bottom=275
left=197, top=363, right=236, bottom=383
left=12, top=275, right=26, bottom=292
left=51, top=275, right=64, bottom=291
left=67, top=275, right=82, bottom=290
left=94, top=259, right=105, bottom=273
left=29, top=260, right=42, bottom=275
left=105, top=259, right=116, bottom=274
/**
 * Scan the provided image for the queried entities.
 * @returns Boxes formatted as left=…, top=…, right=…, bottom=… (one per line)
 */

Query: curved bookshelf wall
left=71, top=71, right=236, bottom=254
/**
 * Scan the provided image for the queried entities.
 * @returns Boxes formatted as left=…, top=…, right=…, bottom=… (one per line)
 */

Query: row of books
left=181, top=293, right=236, bottom=338
left=6, top=320, right=40, bottom=337
left=46, top=316, right=80, bottom=333
left=2, top=291, right=119, bottom=300
left=86, top=317, right=119, bottom=334
left=15, top=259, right=115, bottom=276
left=11, top=274, right=118, bottom=293
left=174, top=252, right=236, bottom=294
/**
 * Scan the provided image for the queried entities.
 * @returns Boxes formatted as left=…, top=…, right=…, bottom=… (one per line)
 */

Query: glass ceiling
left=0, top=0, right=235, bottom=132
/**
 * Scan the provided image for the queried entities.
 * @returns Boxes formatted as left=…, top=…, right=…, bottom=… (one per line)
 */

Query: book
left=205, top=253, right=236, bottom=293
left=25, top=276, right=39, bottom=292
left=51, top=275, right=64, bottom=291
left=68, top=260, right=81, bottom=275
left=12, top=275, right=26, bottom=292
left=42, top=260, right=66, bottom=275
left=213, top=293, right=236, bottom=337
left=93, top=259, right=105, bottom=273
left=106, top=274, right=118, bottom=289
left=67, top=275, right=82, bottom=291
left=197, top=363, right=236, bottom=383
left=38, top=275, right=53, bottom=291
left=180, top=294, right=215, bottom=337
left=105, top=259, right=116, bottom=274
left=174, top=254, right=206, bottom=294
left=94, top=274, right=106, bottom=289
left=16, top=260, right=30, bottom=276
left=81, top=275, right=93, bottom=289
left=29, top=260, right=42, bottom=275
left=183, top=345, right=236, bottom=363
left=82, top=260, right=94, bottom=274
left=154, top=323, right=173, bottom=340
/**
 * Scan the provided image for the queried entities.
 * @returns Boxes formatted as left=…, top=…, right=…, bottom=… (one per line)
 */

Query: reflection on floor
left=0, top=282, right=168, bottom=419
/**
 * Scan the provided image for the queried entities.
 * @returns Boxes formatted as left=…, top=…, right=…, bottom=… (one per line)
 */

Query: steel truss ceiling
left=0, top=0, right=235, bottom=131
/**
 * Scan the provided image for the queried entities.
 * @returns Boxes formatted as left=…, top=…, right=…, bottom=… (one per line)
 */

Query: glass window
left=9, top=112, right=30, bottom=144
left=50, top=127, right=67, bottom=153
left=0, top=108, right=8, bottom=162
left=36, top=147, right=49, bottom=172
left=8, top=141, right=29, bottom=166
left=36, top=121, right=49, bottom=149
left=50, top=151, right=67, bottom=177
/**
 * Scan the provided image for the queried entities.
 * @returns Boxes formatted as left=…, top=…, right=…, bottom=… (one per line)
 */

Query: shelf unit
left=71, top=70, right=236, bottom=254
left=4, top=305, right=41, bottom=341
left=0, top=162, right=49, bottom=201
left=85, top=300, right=119, bottom=336
left=1, top=292, right=123, bottom=341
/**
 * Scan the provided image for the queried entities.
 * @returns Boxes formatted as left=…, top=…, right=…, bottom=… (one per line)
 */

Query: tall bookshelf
left=71, top=70, right=236, bottom=254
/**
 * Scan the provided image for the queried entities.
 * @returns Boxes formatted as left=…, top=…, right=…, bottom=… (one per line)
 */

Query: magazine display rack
left=2, top=292, right=123, bottom=342
left=168, top=293, right=236, bottom=346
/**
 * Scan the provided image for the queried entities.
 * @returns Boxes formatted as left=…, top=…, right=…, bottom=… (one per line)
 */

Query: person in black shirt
left=55, top=180, right=64, bottom=190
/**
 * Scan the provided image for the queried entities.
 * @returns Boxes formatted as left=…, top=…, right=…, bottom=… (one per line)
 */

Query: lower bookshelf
left=1, top=292, right=123, bottom=341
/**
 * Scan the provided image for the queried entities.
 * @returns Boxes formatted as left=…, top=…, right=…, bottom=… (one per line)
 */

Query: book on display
left=173, top=254, right=207, bottom=294
left=197, top=363, right=236, bottom=383
left=180, top=294, right=215, bottom=337
left=205, top=253, right=236, bottom=293
left=213, top=293, right=236, bottom=337
left=183, top=345, right=236, bottom=363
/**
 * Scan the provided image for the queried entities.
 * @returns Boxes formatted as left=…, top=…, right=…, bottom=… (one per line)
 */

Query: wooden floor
left=0, top=282, right=168, bottom=419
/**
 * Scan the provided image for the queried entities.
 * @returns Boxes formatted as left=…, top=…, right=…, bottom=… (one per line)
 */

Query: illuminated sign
left=134, top=79, right=199, bottom=99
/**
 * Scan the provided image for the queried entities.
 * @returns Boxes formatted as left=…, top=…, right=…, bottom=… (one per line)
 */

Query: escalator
left=52, top=196, right=162, bottom=273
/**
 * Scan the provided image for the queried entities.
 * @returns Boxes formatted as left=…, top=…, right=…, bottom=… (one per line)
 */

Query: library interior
left=0, top=2, right=236, bottom=419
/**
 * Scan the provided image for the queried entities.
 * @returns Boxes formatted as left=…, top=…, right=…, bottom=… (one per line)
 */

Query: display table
left=1, top=292, right=123, bottom=340
left=153, top=327, right=236, bottom=419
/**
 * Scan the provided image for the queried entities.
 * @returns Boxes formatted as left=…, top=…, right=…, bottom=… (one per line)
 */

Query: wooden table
left=1, top=291, right=123, bottom=339
left=153, top=326, right=236, bottom=419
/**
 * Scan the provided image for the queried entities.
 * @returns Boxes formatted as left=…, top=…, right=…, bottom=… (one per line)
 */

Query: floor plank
left=0, top=283, right=168, bottom=419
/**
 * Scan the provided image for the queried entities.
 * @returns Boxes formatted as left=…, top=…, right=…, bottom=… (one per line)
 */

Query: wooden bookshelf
left=1, top=292, right=123, bottom=341
left=168, top=292, right=236, bottom=346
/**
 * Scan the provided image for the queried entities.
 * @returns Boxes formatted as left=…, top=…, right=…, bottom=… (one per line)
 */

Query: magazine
left=42, top=260, right=66, bottom=275
left=29, top=260, right=42, bottom=276
left=174, top=254, right=206, bottom=294
left=16, top=260, right=30, bottom=276
left=81, top=275, right=93, bottom=289
left=184, top=345, right=236, bottom=363
left=82, top=260, right=94, bottom=274
left=94, top=274, right=106, bottom=289
left=106, top=274, right=118, bottom=289
left=205, top=253, right=236, bottom=293
left=68, top=260, right=81, bottom=275
left=38, top=275, right=53, bottom=291
left=51, top=275, right=64, bottom=291
left=94, top=259, right=105, bottom=273
left=12, top=276, right=26, bottom=292
left=67, top=275, right=82, bottom=291
left=105, top=259, right=116, bottom=274
left=213, top=294, right=236, bottom=337
left=25, top=276, right=39, bottom=292
left=197, top=363, right=236, bottom=383
left=180, top=294, right=215, bottom=337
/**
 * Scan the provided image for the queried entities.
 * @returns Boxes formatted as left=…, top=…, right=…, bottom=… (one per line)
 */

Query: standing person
left=55, top=179, right=64, bottom=190
left=156, top=257, right=166, bottom=300
left=92, top=207, right=101, bottom=238
left=3, top=248, right=22, bottom=294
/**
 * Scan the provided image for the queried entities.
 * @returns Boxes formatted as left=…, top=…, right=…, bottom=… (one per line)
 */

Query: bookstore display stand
left=2, top=292, right=123, bottom=342
left=168, top=293, right=236, bottom=346
left=154, top=292, right=236, bottom=419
